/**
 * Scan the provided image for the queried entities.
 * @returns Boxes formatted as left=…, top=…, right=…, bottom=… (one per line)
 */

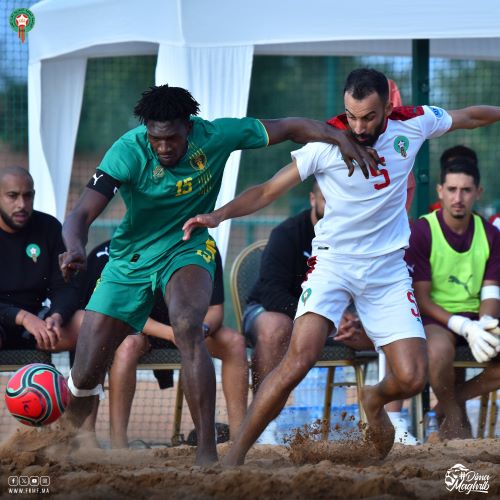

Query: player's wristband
left=202, top=323, right=211, bottom=338
left=481, top=285, right=500, bottom=301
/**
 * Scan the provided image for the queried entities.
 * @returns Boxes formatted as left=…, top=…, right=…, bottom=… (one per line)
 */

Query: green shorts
left=86, top=236, right=216, bottom=331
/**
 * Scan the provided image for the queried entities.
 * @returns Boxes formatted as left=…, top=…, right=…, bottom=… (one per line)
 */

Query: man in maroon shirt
left=406, top=147, right=500, bottom=439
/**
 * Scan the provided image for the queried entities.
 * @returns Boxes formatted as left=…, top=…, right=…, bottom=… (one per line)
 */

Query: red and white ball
left=4, top=363, right=69, bottom=426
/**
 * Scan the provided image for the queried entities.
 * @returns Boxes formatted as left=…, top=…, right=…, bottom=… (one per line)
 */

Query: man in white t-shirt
left=183, top=68, right=500, bottom=465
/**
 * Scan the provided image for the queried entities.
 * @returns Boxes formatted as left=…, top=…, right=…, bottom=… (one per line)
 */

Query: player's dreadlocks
left=344, top=68, right=389, bottom=103
left=134, top=84, right=200, bottom=124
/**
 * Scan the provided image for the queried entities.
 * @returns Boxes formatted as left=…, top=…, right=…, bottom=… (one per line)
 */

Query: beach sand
left=0, top=425, right=498, bottom=499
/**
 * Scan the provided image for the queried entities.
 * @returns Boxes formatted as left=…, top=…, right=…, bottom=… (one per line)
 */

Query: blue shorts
left=242, top=302, right=265, bottom=347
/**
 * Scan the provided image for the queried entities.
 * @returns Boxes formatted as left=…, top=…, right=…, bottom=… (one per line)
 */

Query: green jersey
left=422, top=211, right=490, bottom=313
left=98, top=116, right=268, bottom=279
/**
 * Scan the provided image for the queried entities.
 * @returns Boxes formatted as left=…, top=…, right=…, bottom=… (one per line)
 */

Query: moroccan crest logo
left=9, top=8, right=35, bottom=44
left=393, top=135, right=409, bottom=158
left=26, top=243, right=40, bottom=263
left=301, top=288, right=312, bottom=305
left=189, top=150, right=207, bottom=171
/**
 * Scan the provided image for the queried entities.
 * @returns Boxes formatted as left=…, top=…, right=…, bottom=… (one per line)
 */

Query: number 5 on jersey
left=369, top=156, right=390, bottom=190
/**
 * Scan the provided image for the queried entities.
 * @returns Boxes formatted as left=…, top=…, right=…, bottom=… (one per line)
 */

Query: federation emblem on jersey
left=301, top=288, right=312, bottom=305
left=152, top=165, right=165, bottom=179
left=26, top=244, right=41, bottom=263
left=189, top=149, right=207, bottom=171
left=393, top=135, right=409, bottom=158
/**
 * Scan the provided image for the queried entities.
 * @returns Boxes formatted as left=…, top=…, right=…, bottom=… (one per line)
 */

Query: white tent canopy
left=28, top=0, right=500, bottom=262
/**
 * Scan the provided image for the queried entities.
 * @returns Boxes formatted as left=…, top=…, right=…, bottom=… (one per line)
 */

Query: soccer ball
left=4, top=363, right=69, bottom=426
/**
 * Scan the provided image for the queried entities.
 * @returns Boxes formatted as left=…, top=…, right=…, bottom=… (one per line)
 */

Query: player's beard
left=450, top=210, right=466, bottom=219
left=350, top=117, right=386, bottom=147
left=0, top=207, right=30, bottom=231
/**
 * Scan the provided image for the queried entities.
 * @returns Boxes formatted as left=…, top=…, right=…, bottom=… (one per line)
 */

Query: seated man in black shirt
left=244, top=180, right=368, bottom=391
left=0, top=166, right=81, bottom=352
left=84, top=240, right=248, bottom=448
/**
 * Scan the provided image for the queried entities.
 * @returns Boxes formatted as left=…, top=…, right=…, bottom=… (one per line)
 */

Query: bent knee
left=113, top=335, right=148, bottom=366
left=280, top=355, right=316, bottom=387
left=255, top=324, right=292, bottom=351
left=396, top=369, right=428, bottom=396
left=170, top=312, right=204, bottom=338
left=212, top=327, right=247, bottom=361
left=225, top=329, right=247, bottom=356
left=70, top=368, right=102, bottom=391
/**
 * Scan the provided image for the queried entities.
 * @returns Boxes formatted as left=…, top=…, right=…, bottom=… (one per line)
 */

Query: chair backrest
left=230, top=240, right=268, bottom=332
left=0, top=349, right=52, bottom=372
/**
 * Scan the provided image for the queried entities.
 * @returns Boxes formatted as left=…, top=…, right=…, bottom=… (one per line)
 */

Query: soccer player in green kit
left=59, top=84, right=378, bottom=465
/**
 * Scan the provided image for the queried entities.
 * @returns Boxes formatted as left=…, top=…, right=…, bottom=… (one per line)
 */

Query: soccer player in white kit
left=183, top=68, right=500, bottom=465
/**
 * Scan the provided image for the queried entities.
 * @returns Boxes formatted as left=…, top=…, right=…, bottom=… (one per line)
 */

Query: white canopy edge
left=27, top=0, right=500, bottom=263
left=30, top=0, right=500, bottom=62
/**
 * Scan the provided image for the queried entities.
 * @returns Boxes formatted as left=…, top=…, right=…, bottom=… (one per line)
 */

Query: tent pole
left=325, top=56, right=338, bottom=118
left=411, top=39, right=430, bottom=219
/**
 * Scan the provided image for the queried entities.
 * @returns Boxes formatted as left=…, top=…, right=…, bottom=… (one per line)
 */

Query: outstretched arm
left=59, top=188, right=109, bottom=281
left=448, top=106, right=500, bottom=132
left=183, top=162, right=301, bottom=240
left=261, top=118, right=379, bottom=178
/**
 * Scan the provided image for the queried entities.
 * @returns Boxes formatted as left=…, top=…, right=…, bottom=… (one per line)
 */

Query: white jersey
left=292, top=105, right=452, bottom=257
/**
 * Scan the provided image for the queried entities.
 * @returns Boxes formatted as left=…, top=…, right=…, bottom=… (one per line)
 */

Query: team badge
left=152, top=165, right=165, bottom=179
left=26, top=244, right=40, bottom=263
left=189, top=149, right=207, bottom=171
left=9, top=8, right=35, bottom=44
left=301, top=288, right=312, bottom=305
left=393, top=135, right=409, bottom=158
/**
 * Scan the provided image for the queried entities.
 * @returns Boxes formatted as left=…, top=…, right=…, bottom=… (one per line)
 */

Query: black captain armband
left=86, top=169, right=121, bottom=200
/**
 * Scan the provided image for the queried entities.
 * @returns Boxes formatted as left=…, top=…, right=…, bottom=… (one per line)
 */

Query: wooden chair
left=453, top=345, right=498, bottom=439
left=230, top=240, right=268, bottom=333
left=137, top=346, right=184, bottom=445
left=230, top=240, right=373, bottom=437
left=413, top=345, right=498, bottom=442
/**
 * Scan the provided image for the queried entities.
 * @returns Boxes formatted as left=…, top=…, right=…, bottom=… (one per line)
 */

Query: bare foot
left=73, top=430, right=101, bottom=450
left=439, top=411, right=472, bottom=440
left=195, top=447, right=218, bottom=466
left=432, top=401, right=468, bottom=429
left=220, top=444, right=246, bottom=466
left=360, top=386, right=395, bottom=459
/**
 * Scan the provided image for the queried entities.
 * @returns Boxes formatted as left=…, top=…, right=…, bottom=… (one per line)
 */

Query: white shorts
left=295, top=248, right=425, bottom=351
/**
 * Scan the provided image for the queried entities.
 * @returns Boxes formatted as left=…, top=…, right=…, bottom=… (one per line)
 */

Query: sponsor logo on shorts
left=429, top=106, right=444, bottom=118
left=444, top=463, right=490, bottom=494
left=301, top=288, right=312, bottom=305
left=393, top=135, right=409, bottom=158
